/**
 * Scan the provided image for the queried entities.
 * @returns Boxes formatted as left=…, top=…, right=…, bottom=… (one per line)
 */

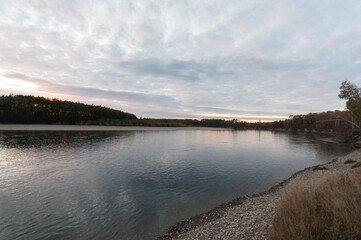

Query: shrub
left=233, top=198, right=246, bottom=206
left=344, top=159, right=357, bottom=164
left=352, top=162, right=361, bottom=169
left=313, top=166, right=328, bottom=171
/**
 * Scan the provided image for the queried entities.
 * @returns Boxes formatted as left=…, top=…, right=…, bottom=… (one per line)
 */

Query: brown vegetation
left=270, top=169, right=361, bottom=240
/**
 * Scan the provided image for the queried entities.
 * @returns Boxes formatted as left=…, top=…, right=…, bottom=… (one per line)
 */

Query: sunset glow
left=0, top=77, right=38, bottom=92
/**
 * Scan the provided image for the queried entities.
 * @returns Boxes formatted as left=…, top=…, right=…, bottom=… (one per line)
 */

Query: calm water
left=0, top=126, right=351, bottom=239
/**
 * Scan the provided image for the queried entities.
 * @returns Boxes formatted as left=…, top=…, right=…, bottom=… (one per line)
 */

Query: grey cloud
left=1, top=0, right=360, bottom=119
left=4, top=72, right=178, bottom=107
left=188, top=106, right=289, bottom=117
left=139, top=109, right=285, bottom=121
left=114, top=58, right=235, bottom=82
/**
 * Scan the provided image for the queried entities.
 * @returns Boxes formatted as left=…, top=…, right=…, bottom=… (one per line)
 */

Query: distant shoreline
left=0, top=124, right=229, bottom=131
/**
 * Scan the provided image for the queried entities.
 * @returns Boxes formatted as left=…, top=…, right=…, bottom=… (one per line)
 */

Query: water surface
left=0, top=126, right=351, bottom=239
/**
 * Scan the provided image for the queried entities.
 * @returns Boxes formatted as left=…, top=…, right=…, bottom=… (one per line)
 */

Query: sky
left=1, top=0, right=361, bottom=121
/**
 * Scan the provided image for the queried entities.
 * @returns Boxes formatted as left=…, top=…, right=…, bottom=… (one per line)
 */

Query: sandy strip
left=158, top=149, right=361, bottom=240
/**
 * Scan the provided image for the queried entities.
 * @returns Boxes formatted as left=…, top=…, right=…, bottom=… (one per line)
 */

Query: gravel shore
left=158, top=149, right=361, bottom=240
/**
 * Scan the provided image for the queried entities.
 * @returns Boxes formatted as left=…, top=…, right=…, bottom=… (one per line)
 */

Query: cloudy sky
left=1, top=0, right=361, bottom=120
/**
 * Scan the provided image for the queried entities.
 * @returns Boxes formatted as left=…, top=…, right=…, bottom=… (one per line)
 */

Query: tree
left=338, top=81, right=361, bottom=127
left=0, top=95, right=137, bottom=124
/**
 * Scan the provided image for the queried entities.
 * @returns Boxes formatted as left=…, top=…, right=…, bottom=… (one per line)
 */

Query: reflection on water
left=0, top=128, right=351, bottom=240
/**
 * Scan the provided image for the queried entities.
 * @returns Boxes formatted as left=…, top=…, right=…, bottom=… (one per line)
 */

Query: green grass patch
left=344, top=159, right=357, bottom=164
left=352, top=162, right=361, bottom=169
left=313, top=166, right=328, bottom=171
left=234, top=198, right=246, bottom=205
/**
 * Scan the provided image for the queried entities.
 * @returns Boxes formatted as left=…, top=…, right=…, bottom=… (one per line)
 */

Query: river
left=0, top=125, right=351, bottom=239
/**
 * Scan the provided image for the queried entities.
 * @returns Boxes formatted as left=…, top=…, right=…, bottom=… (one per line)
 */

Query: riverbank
left=158, top=149, right=361, bottom=240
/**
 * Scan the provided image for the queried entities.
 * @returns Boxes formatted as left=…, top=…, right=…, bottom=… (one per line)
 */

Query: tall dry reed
left=270, top=169, right=361, bottom=240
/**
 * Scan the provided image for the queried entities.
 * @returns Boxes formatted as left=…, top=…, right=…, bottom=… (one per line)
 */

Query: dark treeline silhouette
left=0, top=94, right=359, bottom=132
left=83, top=118, right=237, bottom=127
left=0, top=95, right=238, bottom=127
left=0, top=95, right=137, bottom=124
left=234, top=110, right=359, bottom=133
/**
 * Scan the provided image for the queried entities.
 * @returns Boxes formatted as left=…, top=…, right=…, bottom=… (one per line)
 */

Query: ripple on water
left=0, top=129, right=351, bottom=239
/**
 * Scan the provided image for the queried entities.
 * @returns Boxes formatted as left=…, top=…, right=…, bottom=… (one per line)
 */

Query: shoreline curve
left=158, top=148, right=360, bottom=240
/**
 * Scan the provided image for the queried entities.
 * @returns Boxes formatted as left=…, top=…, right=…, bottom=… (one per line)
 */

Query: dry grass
left=270, top=169, right=361, bottom=240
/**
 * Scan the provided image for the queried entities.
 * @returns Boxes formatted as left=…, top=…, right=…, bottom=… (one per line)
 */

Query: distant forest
left=0, top=94, right=359, bottom=132
left=0, top=95, right=137, bottom=124
left=235, top=110, right=359, bottom=133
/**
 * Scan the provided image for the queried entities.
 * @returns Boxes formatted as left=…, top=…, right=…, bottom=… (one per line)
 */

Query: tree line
left=234, top=110, right=357, bottom=132
left=75, top=118, right=238, bottom=128
left=1, top=81, right=359, bottom=131
left=235, top=80, right=361, bottom=132
left=0, top=95, right=239, bottom=127
left=0, top=95, right=137, bottom=124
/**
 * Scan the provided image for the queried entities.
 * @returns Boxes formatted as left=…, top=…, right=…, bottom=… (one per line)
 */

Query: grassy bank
left=270, top=167, right=361, bottom=240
